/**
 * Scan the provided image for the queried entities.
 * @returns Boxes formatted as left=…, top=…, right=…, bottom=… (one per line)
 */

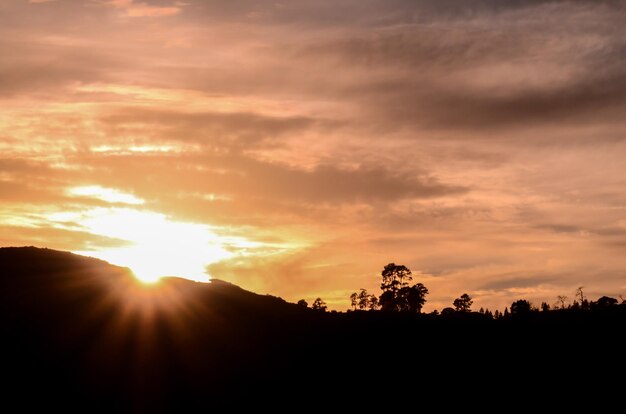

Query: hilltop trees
left=379, top=263, right=429, bottom=313
left=510, top=300, right=531, bottom=316
left=341, top=262, right=626, bottom=318
left=398, top=283, right=429, bottom=313
left=380, top=263, right=413, bottom=293
left=453, top=293, right=473, bottom=312
left=349, top=289, right=379, bottom=311
left=594, top=296, right=618, bottom=308
left=358, top=289, right=379, bottom=310
left=311, top=298, right=327, bottom=312
left=367, top=295, right=379, bottom=310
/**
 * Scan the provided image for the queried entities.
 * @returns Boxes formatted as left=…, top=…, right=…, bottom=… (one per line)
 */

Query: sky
left=1, top=0, right=626, bottom=311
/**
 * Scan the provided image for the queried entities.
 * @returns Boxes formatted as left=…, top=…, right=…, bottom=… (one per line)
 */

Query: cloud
left=0, top=225, right=131, bottom=251
left=479, top=275, right=560, bottom=292
left=69, top=150, right=464, bottom=207
left=100, top=108, right=317, bottom=150
left=105, top=0, right=182, bottom=17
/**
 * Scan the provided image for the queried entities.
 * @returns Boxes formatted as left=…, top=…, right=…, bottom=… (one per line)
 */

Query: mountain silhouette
left=0, top=247, right=620, bottom=408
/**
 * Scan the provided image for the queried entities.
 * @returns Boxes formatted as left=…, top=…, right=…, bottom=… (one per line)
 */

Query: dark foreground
left=0, top=247, right=622, bottom=410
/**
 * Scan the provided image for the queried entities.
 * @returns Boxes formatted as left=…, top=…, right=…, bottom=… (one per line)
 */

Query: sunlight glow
left=49, top=207, right=247, bottom=283
left=68, top=186, right=145, bottom=205
left=90, top=145, right=186, bottom=154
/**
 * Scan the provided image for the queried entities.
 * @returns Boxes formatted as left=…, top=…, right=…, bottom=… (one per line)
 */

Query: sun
left=75, top=207, right=238, bottom=283
left=48, top=207, right=241, bottom=283
left=46, top=186, right=267, bottom=283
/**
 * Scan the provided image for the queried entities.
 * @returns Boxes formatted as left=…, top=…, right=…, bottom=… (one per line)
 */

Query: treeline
left=298, top=263, right=626, bottom=318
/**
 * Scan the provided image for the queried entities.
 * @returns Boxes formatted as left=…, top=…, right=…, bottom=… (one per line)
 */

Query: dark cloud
left=0, top=35, right=127, bottom=96
left=535, top=223, right=626, bottom=238
left=297, top=28, right=526, bottom=70
left=100, top=108, right=318, bottom=149
left=74, top=151, right=464, bottom=207
left=185, top=0, right=623, bottom=27
left=535, top=224, right=583, bottom=234
left=479, top=275, right=559, bottom=291
left=417, top=71, right=626, bottom=130
left=278, top=2, right=626, bottom=133
left=221, top=157, right=464, bottom=203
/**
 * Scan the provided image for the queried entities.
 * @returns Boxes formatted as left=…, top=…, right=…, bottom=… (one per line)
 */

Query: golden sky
left=2, top=0, right=626, bottom=310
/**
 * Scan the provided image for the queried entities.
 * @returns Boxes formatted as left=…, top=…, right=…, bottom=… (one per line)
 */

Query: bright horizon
left=1, top=0, right=626, bottom=310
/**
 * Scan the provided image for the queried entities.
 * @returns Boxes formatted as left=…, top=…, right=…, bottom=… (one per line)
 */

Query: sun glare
left=50, top=205, right=244, bottom=283
left=68, top=185, right=145, bottom=205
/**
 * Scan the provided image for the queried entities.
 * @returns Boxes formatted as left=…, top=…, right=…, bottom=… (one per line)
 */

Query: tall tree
left=357, top=289, right=370, bottom=310
left=297, top=299, right=308, bottom=308
left=556, top=295, right=568, bottom=309
left=367, top=295, right=379, bottom=310
left=576, top=286, right=585, bottom=305
left=397, top=283, right=429, bottom=313
left=510, top=300, right=532, bottom=316
left=379, top=263, right=428, bottom=312
left=312, top=298, right=327, bottom=312
left=453, top=293, right=473, bottom=312
left=380, top=263, right=412, bottom=294
left=350, top=292, right=358, bottom=311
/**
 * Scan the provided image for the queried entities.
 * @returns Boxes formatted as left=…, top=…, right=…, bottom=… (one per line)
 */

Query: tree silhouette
left=350, top=292, right=358, bottom=311
left=397, top=283, right=429, bottom=313
left=379, top=263, right=428, bottom=312
left=380, top=263, right=411, bottom=311
left=368, top=295, right=379, bottom=310
left=540, top=302, right=550, bottom=312
left=556, top=295, right=568, bottom=309
left=312, top=298, right=327, bottom=312
left=510, top=300, right=531, bottom=316
left=297, top=299, right=308, bottom=308
left=357, top=289, right=370, bottom=310
left=576, top=286, right=585, bottom=305
left=453, top=293, right=473, bottom=312
left=380, top=263, right=412, bottom=293
left=594, top=296, right=618, bottom=308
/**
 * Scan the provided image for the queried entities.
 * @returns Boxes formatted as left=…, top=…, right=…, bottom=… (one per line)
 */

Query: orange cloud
left=106, top=0, right=181, bottom=17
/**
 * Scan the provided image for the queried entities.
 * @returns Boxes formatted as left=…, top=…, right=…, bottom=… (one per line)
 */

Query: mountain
left=0, top=247, right=621, bottom=409
left=0, top=247, right=314, bottom=408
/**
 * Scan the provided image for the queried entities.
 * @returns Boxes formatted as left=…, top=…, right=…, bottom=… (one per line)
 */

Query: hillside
left=0, top=247, right=621, bottom=408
